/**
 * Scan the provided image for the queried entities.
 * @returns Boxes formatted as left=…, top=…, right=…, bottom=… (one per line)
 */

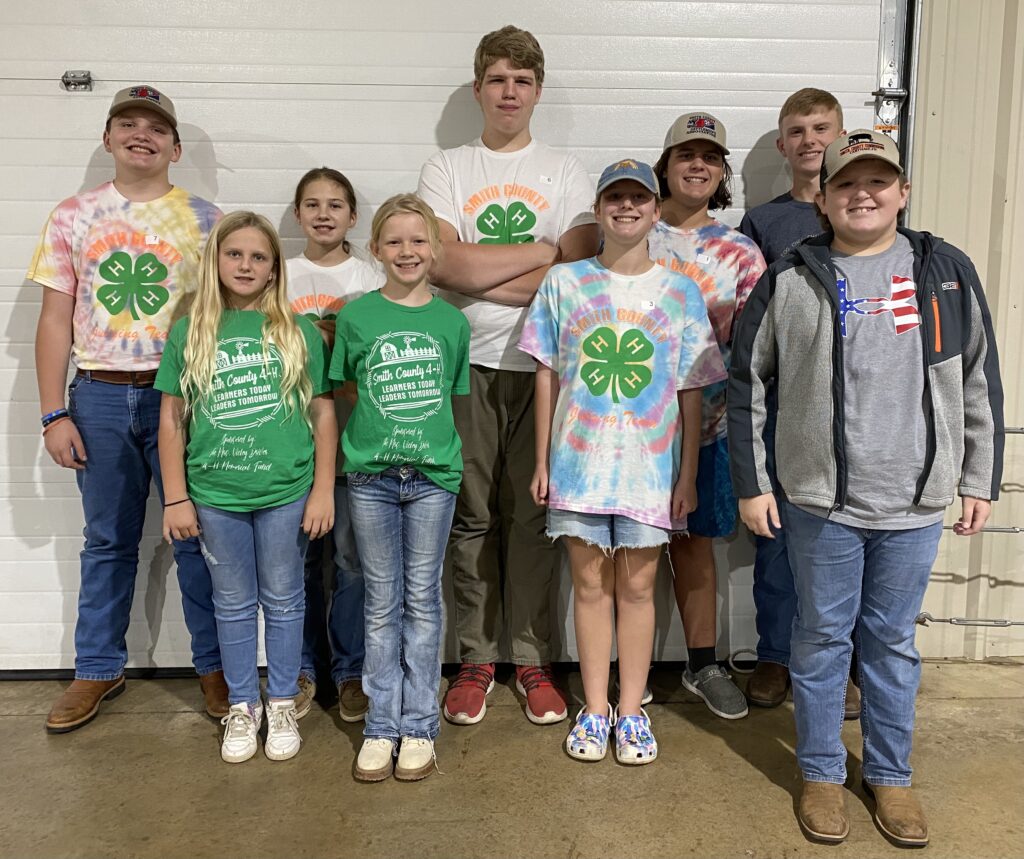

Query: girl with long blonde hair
left=156, top=210, right=337, bottom=764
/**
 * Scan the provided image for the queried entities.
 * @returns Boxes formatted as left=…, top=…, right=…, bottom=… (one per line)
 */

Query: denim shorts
left=547, top=508, right=669, bottom=552
left=686, top=435, right=738, bottom=539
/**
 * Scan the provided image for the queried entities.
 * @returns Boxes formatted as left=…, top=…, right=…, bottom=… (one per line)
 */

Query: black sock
left=687, top=647, right=717, bottom=674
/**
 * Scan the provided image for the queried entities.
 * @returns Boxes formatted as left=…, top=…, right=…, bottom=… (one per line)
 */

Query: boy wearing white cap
left=728, top=130, right=1003, bottom=846
left=28, top=86, right=225, bottom=732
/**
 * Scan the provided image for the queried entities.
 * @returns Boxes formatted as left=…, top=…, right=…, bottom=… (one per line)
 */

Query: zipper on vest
left=914, top=243, right=937, bottom=506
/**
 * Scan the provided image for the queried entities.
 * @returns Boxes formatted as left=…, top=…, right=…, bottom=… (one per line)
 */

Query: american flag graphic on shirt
left=837, top=274, right=922, bottom=337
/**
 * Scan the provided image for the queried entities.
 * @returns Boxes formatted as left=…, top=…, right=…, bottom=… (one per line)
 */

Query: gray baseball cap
left=820, top=129, right=903, bottom=187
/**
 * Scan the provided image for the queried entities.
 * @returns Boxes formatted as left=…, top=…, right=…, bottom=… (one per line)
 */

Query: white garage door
left=0, top=0, right=902, bottom=670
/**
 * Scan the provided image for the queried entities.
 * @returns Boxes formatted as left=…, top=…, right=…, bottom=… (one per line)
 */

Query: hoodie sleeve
left=959, top=257, right=1004, bottom=500
left=727, top=266, right=777, bottom=498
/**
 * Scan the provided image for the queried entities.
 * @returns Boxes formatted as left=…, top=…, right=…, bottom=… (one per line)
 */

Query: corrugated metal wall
left=909, top=0, right=1024, bottom=659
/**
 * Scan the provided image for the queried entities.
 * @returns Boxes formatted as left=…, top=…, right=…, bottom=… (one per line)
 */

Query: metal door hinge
left=61, top=70, right=93, bottom=92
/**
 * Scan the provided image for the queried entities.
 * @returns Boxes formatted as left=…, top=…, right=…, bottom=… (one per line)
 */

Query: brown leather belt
left=76, top=368, right=158, bottom=387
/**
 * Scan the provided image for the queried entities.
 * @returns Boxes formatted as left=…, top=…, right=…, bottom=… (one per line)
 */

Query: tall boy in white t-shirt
left=417, top=25, right=598, bottom=727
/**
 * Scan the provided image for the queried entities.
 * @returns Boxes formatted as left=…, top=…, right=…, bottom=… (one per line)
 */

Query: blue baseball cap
left=595, top=159, right=661, bottom=199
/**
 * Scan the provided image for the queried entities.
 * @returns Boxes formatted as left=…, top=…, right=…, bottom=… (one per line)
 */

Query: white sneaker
left=354, top=737, right=396, bottom=782
left=264, top=700, right=302, bottom=761
left=395, top=736, right=436, bottom=781
left=220, top=701, right=263, bottom=763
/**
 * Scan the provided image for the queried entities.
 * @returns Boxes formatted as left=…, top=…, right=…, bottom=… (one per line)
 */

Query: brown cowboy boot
left=798, top=781, right=850, bottom=843
left=46, top=676, right=126, bottom=733
left=863, top=782, right=929, bottom=847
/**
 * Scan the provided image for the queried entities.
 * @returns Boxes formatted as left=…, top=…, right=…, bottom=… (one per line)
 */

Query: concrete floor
left=2, top=662, right=1022, bottom=859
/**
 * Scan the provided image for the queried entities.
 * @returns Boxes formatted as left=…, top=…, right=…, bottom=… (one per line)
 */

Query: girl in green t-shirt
left=332, top=195, right=470, bottom=783
left=156, top=211, right=337, bottom=765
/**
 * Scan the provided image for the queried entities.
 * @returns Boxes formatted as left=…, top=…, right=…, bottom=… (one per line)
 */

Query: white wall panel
left=0, top=0, right=892, bottom=670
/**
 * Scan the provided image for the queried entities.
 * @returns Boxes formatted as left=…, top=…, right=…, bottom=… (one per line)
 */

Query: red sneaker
left=443, top=663, right=495, bottom=725
left=515, top=665, right=568, bottom=725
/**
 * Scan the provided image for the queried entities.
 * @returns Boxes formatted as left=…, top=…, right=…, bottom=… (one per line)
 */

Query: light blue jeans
left=300, top=478, right=365, bottom=686
left=196, top=495, right=309, bottom=705
left=348, top=467, right=456, bottom=741
left=782, top=501, right=942, bottom=786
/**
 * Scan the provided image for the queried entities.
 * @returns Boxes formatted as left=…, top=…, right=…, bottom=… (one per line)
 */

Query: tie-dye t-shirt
left=27, top=182, right=222, bottom=370
left=519, top=258, right=726, bottom=529
left=647, top=219, right=765, bottom=444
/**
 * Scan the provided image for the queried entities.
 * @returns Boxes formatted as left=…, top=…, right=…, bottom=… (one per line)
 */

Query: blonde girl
left=156, top=211, right=337, bottom=764
left=330, top=195, right=469, bottom=783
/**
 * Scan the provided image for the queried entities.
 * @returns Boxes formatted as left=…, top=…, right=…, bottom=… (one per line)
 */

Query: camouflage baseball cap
left=107, top=85, right=177, bottom=129
left=820, top=129, right=903, bottom=187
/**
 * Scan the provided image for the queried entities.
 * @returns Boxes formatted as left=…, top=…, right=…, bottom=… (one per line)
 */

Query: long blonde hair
left=180, top=211, right=311, bottom=425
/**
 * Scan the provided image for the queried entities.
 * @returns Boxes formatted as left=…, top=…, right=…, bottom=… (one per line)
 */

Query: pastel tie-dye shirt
left=519, top=258, right=726, bottom=529
left=647, top=219, right=765, bottom=443
left=27, top=182, right=222, bottom=370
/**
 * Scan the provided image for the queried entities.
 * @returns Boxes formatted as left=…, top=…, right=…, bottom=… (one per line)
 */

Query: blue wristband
left=41, top=408, right=69, bottom=427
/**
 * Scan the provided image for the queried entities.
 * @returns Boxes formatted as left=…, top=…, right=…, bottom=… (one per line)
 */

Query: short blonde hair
left=778, top=88, right=844, bottom=130
left=370, top=194, right=443, bottom=259
left=474, top=25, right=545, bottom=86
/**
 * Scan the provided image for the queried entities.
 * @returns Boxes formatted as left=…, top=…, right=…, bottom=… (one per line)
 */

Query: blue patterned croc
left=565, top=706, right=612, bottom=762
left=614, top=707, right=658, bottom=765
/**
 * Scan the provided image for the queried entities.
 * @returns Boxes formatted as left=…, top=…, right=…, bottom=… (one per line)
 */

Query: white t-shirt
left=285, top=253, right=383, bottom=321
left=417, top=138, right=595, bottom=371
left=285, top=252, right=384, bottom=474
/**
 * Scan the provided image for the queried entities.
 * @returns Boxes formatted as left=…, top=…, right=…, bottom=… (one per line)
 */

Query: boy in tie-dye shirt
left=27, top=86, right=224, bottom=734
left=520, top=160, right=724, bottom=767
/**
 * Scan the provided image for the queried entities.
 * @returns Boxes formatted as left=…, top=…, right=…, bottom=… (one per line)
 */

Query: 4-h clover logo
left=476, top=202, right=537, bottom=244
left=96, top=251, right=170, bottom=320
left=580, top=326, right=654, bottom=403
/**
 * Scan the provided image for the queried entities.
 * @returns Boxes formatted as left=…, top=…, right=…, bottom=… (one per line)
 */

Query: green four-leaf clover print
left=476, top=202, right=537, bottom=244
left=96, top=251, right=170, bottom=320
left=580, top=326, right=654, bottom=404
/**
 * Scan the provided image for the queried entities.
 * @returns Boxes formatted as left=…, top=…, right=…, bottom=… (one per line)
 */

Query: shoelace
left=403, top=737, right=445, bottom=776
left=221, top=708, right=255, bottom=740
left=517, top=665, right=556, bottom=693
left=450, top=664, right=494, bottom=692
left=268, top=705, right=298, bottom=735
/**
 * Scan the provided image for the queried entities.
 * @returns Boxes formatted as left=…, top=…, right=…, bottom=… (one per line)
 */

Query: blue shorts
left=686, top=436, right=738, bottom=538
left=547, top=509, right=669, bottom=553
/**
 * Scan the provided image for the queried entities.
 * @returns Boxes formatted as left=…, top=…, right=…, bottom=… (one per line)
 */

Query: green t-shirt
left=156, top=310, right=332, bottom=512
left=330, top=290, right=470, bottom=493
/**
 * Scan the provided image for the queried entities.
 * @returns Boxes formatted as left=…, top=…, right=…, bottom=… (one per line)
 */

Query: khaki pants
left=449, top=365, right=561, bottom=665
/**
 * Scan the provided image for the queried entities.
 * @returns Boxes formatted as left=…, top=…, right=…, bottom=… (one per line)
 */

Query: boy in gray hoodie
left=728, top=130, right=1003, bottom=848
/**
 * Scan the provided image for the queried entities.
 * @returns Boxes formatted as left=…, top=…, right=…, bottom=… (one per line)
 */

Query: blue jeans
left=348, top=467, right=456, bottom=741
left=67, top=375, right=220, bottom=680
left=752, top=389, right=797, bottom=666
left=300, top=479, right=365, bottom=686
left=782, top=501, right=942, bottom=786
left=196, top=496, right=308, bottom=705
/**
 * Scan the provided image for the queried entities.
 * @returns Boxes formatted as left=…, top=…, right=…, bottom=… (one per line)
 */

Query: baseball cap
left=107, top=85, right=177, bottom=129
left=595, top=159, right=660, bottom=199
left=820, top=129, right=903, bottom=187
left=661, top=112, right=729, bottom=156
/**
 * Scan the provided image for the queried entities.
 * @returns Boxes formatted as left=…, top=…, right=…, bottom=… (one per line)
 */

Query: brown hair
left=653, top=147, right=734, bottom=211
left=815, top=168, right=910, bottom=230
left=293, top=167, right=358, bottom=253
left=474, top=25, right=545, bottom=86
left=104, top=116, right=180, bottom=146
left=778, top=88, right=844, bottom=130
